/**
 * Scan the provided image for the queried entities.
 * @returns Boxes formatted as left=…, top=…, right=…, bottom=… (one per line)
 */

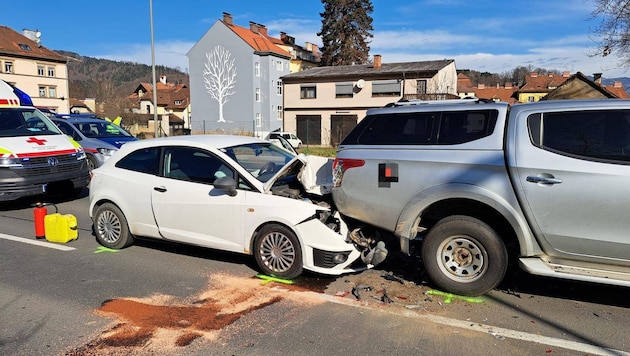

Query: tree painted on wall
left=203, top=46, right=237, bottom=122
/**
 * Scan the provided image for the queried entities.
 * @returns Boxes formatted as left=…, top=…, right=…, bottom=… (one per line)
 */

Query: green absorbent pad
left=256, top=274, right=294, bottom=285
left=426, top=289, right=484, bottom=304
left=94, top=246, right=120, bottom=254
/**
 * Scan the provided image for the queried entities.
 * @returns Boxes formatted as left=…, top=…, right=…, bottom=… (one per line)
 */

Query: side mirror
left=213, top=176, right=238, bottom=196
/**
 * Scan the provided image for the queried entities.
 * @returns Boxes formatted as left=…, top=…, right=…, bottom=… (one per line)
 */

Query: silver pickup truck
left=332, top=99, right=630, bottom=295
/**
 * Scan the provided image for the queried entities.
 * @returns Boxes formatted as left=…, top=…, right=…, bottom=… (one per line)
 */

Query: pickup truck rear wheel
left=421, top=215, right=508, bottom=296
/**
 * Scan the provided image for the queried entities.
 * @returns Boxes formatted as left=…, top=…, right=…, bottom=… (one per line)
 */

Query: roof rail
left=384, top=98, right=494, bottom=107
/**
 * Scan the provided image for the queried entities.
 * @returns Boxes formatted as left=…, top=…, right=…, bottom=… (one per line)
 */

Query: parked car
left=89, top=135, right=386, bottom=278
left=268, top=135, right=297, bottom=154
left=0, top=80, right=89, bottom=201
left=267, top=131, right=303, bottom=149
left=333, top=98, right=630, bottom=295
left=52, top=116, right=137, bottom=170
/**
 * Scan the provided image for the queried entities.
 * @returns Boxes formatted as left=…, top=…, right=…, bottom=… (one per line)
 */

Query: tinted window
left=342, top=109, right=497, bottom=145
left=116, top=147, right=160, bottom=175
left=529, top=109, right=630, bottom=163
left=437, top=110, right=498, bottom=144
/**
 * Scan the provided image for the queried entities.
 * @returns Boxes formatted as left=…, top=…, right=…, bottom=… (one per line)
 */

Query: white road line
left=316, top=293, right=629, bottom=356
left=0, top=233, right=76, bottom=251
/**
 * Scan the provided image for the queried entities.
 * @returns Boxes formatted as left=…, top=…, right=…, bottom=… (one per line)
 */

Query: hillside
left=56, top=50, right=189, bottom=115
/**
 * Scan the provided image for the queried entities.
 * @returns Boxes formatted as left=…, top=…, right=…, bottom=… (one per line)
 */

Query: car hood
left=263, top=154, right=333, bottom=196
left=96, top=136, right=138, bottom=149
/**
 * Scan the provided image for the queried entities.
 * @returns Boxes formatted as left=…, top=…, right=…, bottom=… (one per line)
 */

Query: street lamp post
left=150, top=0, right=159, bottom=138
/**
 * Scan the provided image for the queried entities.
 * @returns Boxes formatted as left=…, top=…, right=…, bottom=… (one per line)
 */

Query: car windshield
left=222, top=142, right=295, bottom=183
left=0, top=108, right=62, bottom=137
left=74, top=121, right=133, bottom=138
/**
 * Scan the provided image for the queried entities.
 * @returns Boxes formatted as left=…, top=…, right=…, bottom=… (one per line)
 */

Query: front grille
left=11, top=154, right=84, bottom=177
left=313, top=248, right=350, bottom=268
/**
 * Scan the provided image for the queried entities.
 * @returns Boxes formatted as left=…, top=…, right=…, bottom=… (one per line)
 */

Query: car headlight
left=0, top=157, right=22, bottom=168
left=76, top=151, right=86, bottom=161
left=97, top=148, right=117, bottom=156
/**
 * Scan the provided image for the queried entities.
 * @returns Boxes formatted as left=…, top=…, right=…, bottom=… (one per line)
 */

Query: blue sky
left=2, top=0, right=628, bottom=78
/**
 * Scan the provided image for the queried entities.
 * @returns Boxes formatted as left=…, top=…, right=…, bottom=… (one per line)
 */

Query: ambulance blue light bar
left=10, top=83, right=34, bottom=106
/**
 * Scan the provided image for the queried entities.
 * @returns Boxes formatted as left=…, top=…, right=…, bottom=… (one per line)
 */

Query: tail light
left=332, top=158, right=364, bottom=187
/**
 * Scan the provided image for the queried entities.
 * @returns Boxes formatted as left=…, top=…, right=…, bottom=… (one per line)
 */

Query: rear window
left=341, top=109, right=498, bottom=145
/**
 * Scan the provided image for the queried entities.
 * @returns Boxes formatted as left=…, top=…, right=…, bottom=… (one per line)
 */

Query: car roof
left=120, top=134, right=269, bottom=151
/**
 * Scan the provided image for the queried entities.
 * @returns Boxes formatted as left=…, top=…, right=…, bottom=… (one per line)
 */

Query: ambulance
left=0, top=80, right=90, bottom=201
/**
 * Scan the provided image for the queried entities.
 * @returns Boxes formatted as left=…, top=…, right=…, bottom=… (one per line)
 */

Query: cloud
left=94, top=40, right=195, bottom=72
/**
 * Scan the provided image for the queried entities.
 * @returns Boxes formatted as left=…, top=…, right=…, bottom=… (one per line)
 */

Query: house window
left=48, top=87, right=56, bottom=98
left=277, top=80, right=282, bottom=95
left=300, top=85, right=316, bottom=99
left=255, top=88, right=261, bottom=102
left=416, top=80, right=427, bottom=94
left=146, top=104, right=151, bottom=113
left=277, top=106, right=283, bottom=120
left=39, top=86, right=46, bottom=97
left=276, top=61, right=283, bottom=71
left=4, top=61, right=13, bottom=74
left=38, top=65, right=45, bottom=76
left=18, top=43, right=32, bottom=51
left=174, top=100, right=182, bottom=105
left=255, top=62, right=260, bottom=77
left=47, top=66, right=55, bottom=77
left=335, top=82, right=354, bottom=98
left=372, top=80, right=401, bottom=97
left=528, top=96, right=535, bottom=102
left=256, top=113, right=261, bottom=127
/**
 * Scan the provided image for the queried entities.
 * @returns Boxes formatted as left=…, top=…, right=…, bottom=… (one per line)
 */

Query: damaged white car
left=88, top=135, right=387, bottom=278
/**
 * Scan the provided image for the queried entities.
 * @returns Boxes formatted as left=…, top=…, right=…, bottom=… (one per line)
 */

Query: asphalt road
left=0, top=190, right=629, bottom=355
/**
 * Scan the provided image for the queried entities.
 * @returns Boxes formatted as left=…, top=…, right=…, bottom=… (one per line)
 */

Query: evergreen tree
left=317, top=0, right=374, bottom=66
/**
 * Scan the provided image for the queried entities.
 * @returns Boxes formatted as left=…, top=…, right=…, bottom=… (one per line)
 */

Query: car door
left=150, top=146, right=247, bottom=253
left=512, top=109, right=630, bottom=262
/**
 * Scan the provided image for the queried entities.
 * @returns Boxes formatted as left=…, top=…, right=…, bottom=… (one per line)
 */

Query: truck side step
left=519, top=257, right=630, bottom=287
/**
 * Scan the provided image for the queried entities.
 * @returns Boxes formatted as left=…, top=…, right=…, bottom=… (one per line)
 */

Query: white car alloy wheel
left=94, top=203, right=134, bottom=249
left=254, top=224, right=303, bottom=279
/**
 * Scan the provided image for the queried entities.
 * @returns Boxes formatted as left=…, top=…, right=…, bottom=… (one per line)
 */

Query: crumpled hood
left=263, top=154, right=334, bottom=196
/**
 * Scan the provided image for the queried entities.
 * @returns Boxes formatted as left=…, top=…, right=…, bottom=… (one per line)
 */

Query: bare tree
left=590, top=0, right=630, bottom=67
left=203, top=46, right=237, bottom=123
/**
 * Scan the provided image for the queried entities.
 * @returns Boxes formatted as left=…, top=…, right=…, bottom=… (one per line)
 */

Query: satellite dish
left=356, top=79, right=365, bottom=89
left=35, top=31, right=41, bottom=38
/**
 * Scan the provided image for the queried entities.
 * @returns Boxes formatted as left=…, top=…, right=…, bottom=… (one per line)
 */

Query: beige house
left=281, top=56, right=457, bottom=146
left=0, top=26, right=69, bottom=113
left=127, top=75, right=190, bottom=137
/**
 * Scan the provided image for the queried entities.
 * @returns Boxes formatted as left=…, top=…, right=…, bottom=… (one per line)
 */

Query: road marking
left=316, top=293, right=629, bottom=356
left=0, top=233, right=76, bottom=251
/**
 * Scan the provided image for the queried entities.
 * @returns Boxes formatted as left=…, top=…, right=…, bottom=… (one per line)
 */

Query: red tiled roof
left=0, top=26, right=66, bottom=62
left=519, top=72, right=571, bottom=93
left=474, top=83, right=519, bottom=103
left=603, top=82, right=630, bottom=98
left=457, top=73, right=474, bottom=92
left=222, top=21, right=291, bottom=58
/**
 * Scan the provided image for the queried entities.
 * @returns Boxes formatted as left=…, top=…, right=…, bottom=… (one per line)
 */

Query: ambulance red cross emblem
left=26, top=137, right=47, bottom=145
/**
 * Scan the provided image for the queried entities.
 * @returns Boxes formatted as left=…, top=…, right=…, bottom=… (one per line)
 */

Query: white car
left=89, top=135, right=386, bottom=278
left=267, top=131, right=303, bottom=149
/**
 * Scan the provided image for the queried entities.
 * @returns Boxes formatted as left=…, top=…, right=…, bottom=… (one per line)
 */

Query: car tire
left=93, top=203, right=134, bottom=249
left=254, top=224, right=303, bottom=279
left=421, top=215, right=507, bottom=296
left=87, top=154, right=98, bottom=171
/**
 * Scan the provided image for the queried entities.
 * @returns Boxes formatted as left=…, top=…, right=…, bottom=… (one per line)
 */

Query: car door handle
left=154, top=186, right=167, bottom=193
left=526, top=175, right=562, bottom=185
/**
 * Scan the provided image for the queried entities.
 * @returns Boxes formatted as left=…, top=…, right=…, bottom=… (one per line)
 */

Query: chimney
left=530, top=72, right=538, bottom=78
left=249, top=21, right=259, bottom=33
left=593, top=73, right=602, bottom=85
left=478, top=83, right=485, bottom=89
left=373, top=54, right=382, bottom=69
left=258, top=24, right=268, bottom=36
left=505, top=82, right=513, bottom=89
left=160, top=75, right=166, bottom=85
left=562, top=71, right=570, bottom=77
left=311, top=43, right=318, bottom=55
left=222, top=12, right=233, bottom=25
left=496, top=83, right=500, bottom=89
left=614, top=81, right=622, bottom=88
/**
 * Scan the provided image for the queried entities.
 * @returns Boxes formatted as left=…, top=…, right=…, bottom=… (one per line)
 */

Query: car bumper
left=0, top=168, right=90, bottom=201
left=294, top=218, right=368, bottom=275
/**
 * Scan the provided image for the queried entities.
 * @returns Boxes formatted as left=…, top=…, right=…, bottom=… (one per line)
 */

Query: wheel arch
left=248, top=220, right=301, bottom=254
left=395, top=183, right=539, bottom=257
